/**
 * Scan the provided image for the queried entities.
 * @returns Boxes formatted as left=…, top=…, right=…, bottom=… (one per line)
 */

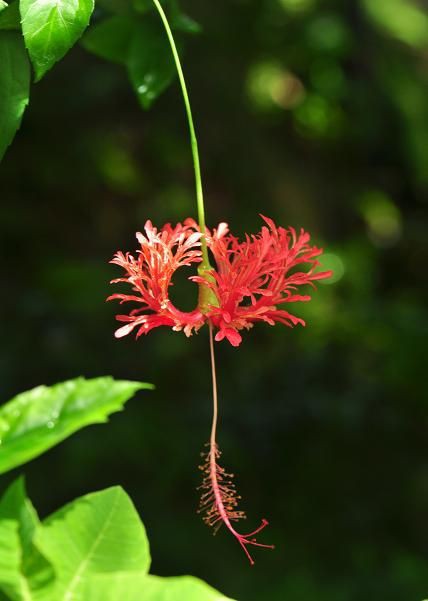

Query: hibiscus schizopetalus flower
left=108, top=215, right=332, bottom=563
left=108, top=215, right=332, bottom=346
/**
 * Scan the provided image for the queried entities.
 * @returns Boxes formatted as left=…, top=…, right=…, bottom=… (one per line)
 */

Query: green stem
left=151, top=0, right=210, bottom=270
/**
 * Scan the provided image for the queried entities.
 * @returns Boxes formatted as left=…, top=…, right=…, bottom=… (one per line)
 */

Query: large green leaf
left=0, top=377, right=152, bottom=474
left=0, top=31, right=30, bottom=162
left=20, top=0, right=94, bottom=80
left=144, top=575, right=235, bottom=601
left=0, top=484, right=234, bottom=601
left=0, top=479, right=53, bottom=601
left=33, top=487, right=151, bottom=600
left=82, top=573, right=235, bottom=600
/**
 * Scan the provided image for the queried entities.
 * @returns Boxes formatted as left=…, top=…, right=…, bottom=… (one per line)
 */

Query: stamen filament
left=197, top=324, right=274, bottom=565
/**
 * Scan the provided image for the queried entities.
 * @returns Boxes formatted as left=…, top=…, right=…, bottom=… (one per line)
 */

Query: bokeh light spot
left=293, top=94, right=343, bottom=137
left=306, top=15, right=351, bottom=54
left=359, top=190, right=402, bottom=247
left=247, top=61, right=305, bottom=111
left=310, top=59, right=346, bottom=99
left=278, top=0, right=316, bottom=14
left=318, top=253, right=345, bottom=284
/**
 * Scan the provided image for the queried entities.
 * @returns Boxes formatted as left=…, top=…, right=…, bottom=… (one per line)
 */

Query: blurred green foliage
left=0, top=0, right=427, bottom=600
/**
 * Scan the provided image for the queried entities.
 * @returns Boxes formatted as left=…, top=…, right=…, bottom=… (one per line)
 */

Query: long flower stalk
left=151, top=0, right=209, bottom=270
left=151, top=0, right=274, bottom=562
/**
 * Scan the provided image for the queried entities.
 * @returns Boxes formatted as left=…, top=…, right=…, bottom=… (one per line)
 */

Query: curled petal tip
left=114, top=324, right=135, bottom=338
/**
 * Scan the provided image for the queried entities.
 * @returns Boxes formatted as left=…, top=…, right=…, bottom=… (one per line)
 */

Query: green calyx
left=197, top=265, right=219, bottom=313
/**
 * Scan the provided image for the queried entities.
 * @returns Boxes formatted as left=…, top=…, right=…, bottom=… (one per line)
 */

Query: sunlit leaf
left=0, top=483, right=234, bottom=601
left=33, top=487, right=150, bottom=600
left=82, top=573, right=236, bottom=601
left=0, top=478, right=38, bottom=552
left=20, top=0, right=95, bottom=80
left=0, top=479, right=53, bottom=601
left=0, top=31, right=30, bottom=161
left=0, top=377, right=152, bottom=474
left=140, top=575, right=236, bottom=601
left=0, top=521, right=21, bottom=599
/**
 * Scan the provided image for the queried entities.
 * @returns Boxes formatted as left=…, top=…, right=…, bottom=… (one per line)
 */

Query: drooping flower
left=108, top=215, right=332, bottom=346
left=108, top=215, right=332, bottom=563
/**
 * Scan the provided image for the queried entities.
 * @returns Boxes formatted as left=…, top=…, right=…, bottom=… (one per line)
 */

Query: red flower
left=108, top=216, right=332, bottom=345
left=107, top=219, right=205, bottom=339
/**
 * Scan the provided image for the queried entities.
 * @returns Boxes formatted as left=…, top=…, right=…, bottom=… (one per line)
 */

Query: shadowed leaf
left=0, top=1, right=20, bottom=31
left=0, top=31, right=30, bottom=161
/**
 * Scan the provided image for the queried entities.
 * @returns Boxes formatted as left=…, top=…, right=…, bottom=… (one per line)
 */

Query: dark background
left=1, top=0, right=428, bottom=599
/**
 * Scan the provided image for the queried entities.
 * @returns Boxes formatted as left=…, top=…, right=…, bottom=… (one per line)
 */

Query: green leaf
left=0, top=520, right=21, bottom=599
left=0, top=0, right=20, bottom=31
left=0, top=478, right=38, bottom=550
left=83, top=17, right=177, bottom=107
left=127, top=20, right=176, bottom=109
left=81, top=15, right=134, bottom=64
left=143, top=575, right=235, bottom=601
left=20, top=0, right=95, bottom=80
left=169, top=0, right=201, bottom=34
left=0, top=479, right=53, bottom=601
left=33, top=487, right=150, bottom=600
left=82, top=573, right=236, bottom=601
left=0, top=376, right=152, bottom=474
left=0, top=483, right=234, bottom=601
left=0, top=0, right=8, bottom=13
left=0, top=31, right=30, bottom=162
